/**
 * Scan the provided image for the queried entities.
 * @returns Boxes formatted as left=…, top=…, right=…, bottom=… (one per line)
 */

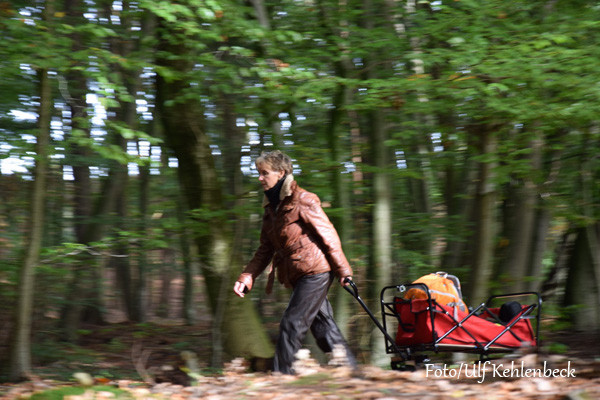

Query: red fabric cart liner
left=394, top=299, right=536, bottom=349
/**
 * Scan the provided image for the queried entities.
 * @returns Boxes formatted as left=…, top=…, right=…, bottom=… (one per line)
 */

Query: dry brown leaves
left=2, top=353, right=599, bottom=400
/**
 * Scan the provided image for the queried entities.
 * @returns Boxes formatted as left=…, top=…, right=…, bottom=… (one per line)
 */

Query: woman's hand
left=233, top=281, right=248, bottom=298
left=234, top=273, right=253, bottom=297
left=340, top=276, right=352, bottom=287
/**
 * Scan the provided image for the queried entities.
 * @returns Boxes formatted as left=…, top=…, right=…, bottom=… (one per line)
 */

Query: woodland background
left=1, top=0, right=599, bottom=386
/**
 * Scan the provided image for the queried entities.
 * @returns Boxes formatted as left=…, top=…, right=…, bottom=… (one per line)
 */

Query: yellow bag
left=405, top=271, right=467, bottom=315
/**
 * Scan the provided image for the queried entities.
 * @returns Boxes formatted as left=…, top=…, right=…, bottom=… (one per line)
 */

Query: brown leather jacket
left=237, top=175, right=353, bottom=293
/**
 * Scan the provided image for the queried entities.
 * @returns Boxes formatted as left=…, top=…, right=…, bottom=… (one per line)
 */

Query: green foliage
left=32, top=341, right=100, bottom=366
left=547, top=342, right=569, bottom=355
left=542, top=303, right=587, bottom=333
left=106, top=338, right=127, bottom=353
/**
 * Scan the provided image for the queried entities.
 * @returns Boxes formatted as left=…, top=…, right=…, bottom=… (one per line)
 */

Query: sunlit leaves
left=140, top=0, right=222, bottom=22
left=107, top=121, right=162, bottom=145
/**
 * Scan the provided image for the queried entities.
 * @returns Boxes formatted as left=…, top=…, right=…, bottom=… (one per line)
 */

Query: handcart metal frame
left=344, top=279, right=542, bottom=370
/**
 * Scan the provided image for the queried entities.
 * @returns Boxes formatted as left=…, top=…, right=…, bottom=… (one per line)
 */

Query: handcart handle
left=343, top=278, right=401, bottom=353
left=343, top=277, right=359, bottom=298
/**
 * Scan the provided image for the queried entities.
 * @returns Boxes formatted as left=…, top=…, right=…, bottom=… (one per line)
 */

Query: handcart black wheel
left=391, top=360, right=416, bottom=371
left=390, top=353, right=430, bottom=371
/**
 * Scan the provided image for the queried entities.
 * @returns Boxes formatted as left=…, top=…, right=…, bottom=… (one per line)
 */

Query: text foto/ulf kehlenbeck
left=425, top=361, right=576, bottom=383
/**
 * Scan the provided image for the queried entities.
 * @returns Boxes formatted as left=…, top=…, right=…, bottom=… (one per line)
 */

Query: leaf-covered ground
left=1, top=323, right=599, bottom=400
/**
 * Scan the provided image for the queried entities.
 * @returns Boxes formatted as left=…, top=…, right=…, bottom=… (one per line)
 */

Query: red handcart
left=344, top=279, right=542, bottom=370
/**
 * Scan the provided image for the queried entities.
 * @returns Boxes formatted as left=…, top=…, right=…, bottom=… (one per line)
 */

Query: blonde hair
left=256, top=150, right=293, bottom=175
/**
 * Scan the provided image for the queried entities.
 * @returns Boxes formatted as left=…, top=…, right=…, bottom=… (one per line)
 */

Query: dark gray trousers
left=273, top=272, right=356, bottom=374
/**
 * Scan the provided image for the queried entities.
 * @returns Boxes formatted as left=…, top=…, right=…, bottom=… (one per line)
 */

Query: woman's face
left=257, top=163, right=285, bottom=191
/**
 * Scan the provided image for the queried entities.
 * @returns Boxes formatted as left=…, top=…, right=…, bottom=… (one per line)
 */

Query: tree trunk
left=581, top=129, right=600, bottom=317
left=60, top=0, right=105, bottom=339
left=176, top=192, right=198, bottom=325
left=527, top=207, right=552, bottom=292
left=250, top=0, right=270, bottom=30
left=8, top=63, right=51, bottom=381
left=563, top=226, right=600, bottom=329
left=499, top=132, right=543, bottom=292
left=312, top=0, right=355, bottom=331
left=466, top=125, right=498, bottom=304
left=327, top=85, right=354, bottom=339
left=155, top=19, right=274, bottom=363
left=366, top=110, right=394, bottom=367
left=440, top=155, right=478, bottom=273
left=113, top=162, right=134, bottom=317
left=541, top=228, right=577, bottom=301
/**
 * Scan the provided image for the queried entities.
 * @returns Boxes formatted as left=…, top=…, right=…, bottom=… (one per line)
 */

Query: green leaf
left=485, top=83, right=510, bottom=94
left=197, top=8, right=216, bottom=20
left=447, top=37, right=465, bottom=46
left=533, top=39, right=552, bottom=49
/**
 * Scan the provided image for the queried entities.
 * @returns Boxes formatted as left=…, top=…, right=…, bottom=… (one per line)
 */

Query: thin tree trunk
left=500, top=132, right=543, bottom=292
left=527, top=207, right=551, bottom=292
left=250, top=0, right=270, bottom=29
left=251, top=0, right=283, bottom=148
left=137, top=160, right=151, bottom=319
left=441, top=159, right=478, bottom=272
left=541, top=228, right=577, bottom=301
left=581, top=129, right=600, bottom=317
left=563, top=227, right=600, bottom=329
left=176, top=192, right=198, bottom=325
left=60, top=0, right=105, bottom=338
left=467, top=126, right=498, bottom=304
left=157, top=246, right=174, bottom=318
left=315, top=0, right=355, bottom=334
left=585, top=222, right=600, bottom=321
left=346, top=108, right=369, bottom=361
left=8, top=63, right=51, bottom=381
left=326, top=77, right=354, bottom=338
left=367, top=110, right=393, bottom=367
left=360, top=0, right=393, bottom=367
left=113, top=165, right=133, bottom=316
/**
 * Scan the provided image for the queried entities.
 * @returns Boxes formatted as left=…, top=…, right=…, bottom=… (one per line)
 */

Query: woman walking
left=233, top=150, right=356, bottom=374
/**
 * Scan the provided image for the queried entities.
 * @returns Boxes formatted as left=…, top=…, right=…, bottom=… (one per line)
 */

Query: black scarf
left=264, top=175, right=286, bottom=209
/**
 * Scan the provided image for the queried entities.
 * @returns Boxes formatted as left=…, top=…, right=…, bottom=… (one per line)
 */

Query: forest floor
left=1, top=323, right=599, bottom=400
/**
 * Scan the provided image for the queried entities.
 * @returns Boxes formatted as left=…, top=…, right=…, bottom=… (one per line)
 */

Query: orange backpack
left=404, top=272, right=467, bottom=316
